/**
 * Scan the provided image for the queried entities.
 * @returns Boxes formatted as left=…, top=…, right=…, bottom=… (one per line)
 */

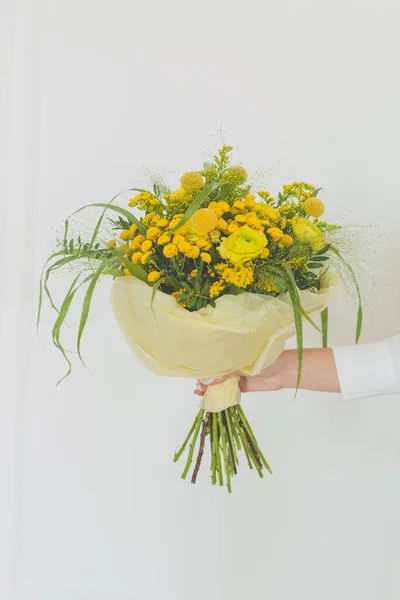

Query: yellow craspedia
left=267, top=227, right=284, bottom=242
left=120, top=230, right=132, bottom=241
left=218, top=226, right=267, bottom=265
left=131, top=252, right=143, bottom=264
left=303, top=197, right=325, bottom=218
left=146, top=227, right=161, bottom=240
left=106, top=240, right=116, bottom=249
left=291, top=216, right=325, bottom=251
left=163, top=243, right=179, bottom=258
left=187, top=208, right=218, bottom=235
left=148, top=271, right=161, bottom=283
left=200, top=252, right=212, bottom=264
left=222, top=166, right=248, bottom=186
left=281, top=234, right=294, bottom=246
left=180, top=171, right=204, bottom=192
left=141, top=239, right=153, bottom=252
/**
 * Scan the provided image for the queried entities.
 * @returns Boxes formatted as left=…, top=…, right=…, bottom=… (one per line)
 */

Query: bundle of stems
left=174, top=406, right=272, bottom=493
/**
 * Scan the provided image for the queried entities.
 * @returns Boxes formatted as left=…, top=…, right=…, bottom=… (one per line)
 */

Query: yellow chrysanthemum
left=120, top=230, right=132, bottom=241
left=129, top=223, right=138, bottom=234
left=246, top=215, right=263, bottom=230
left=131, top=252, right=143, bottom=264
left=148, top=271, right=161, bottom=283
left=235, top=214, right=247, bottom=223
left=180, top=171, right=204, bottom=192
left=200, top=252, right=212, bottom=264
left=157, top=234, right=171, bottom=245
left=217, top=217, right=229, bottom=232
left=217, top=201, right=230, bottom=213
left=280, top=218, right=287, bottom=229
left=106, top=240, right=116, bottom=249
left=281, top=234, right=294, bottom=246
left=208, top=202, right=223, bottom=217
left=267, top=227, right=284, bottom=242
left=257, top=190, right=271, bottom=199
left=118, top=244, right=129, bottom=253
left=221, top=166, right=248, bottom=186
left=178, top=240, right=192, bottom=254
left=170, top=187, right=188, bottom=201
left=218, top=226, right=267, bottom=265
left=157, top=218, right=169, bottom=228
left=303, top=197, right=325, bottom=218
left=260, top=248, right=270, bottom=258
left=173, top=234, right=185, bottom=245
left=244, top=194, right=256, bottom=208
left=124, top=269, right=131, bottom=276
left=190, top=269, right=198, bottom=278
left=141, top=240, right=153, bottom=252
left=188, top=208, right=218, bottom=236
left=163, top=243, right=179, bottom=258
left=185, top=245, right=200, bottom=259
left=227, top=222, right=240, bottom=234
left=233, top=199, right=246, bottom=210
left=141, top=251, right=153, bottom=264
left=196, top=238, right=210, bottom=249
left=146, top=227, right=161, bottom=240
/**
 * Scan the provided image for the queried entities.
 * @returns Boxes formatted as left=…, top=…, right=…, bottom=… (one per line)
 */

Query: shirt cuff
left=333, top=340, right=399, bottom=401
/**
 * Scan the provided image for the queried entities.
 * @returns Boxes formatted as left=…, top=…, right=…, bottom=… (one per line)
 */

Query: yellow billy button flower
left=180, top=171, right=204, bottom=192
left=106, top=240, right=116, bottom=249
left=120, top=230, right=132, bottom=241
left=131, top=252, right=143, bottom=264
left=146, top=227, right=161, bottom=240
left=141, top=251, right=153, bottom=264
left=156, top=234, right=170, bottom=245
left=222, top=166, right=248, bottom=185
left=187, top=208, right=218, bottom=236
left=148, top=271, right=161, bottom=283
left=218, top=226, right=267, bottom=265
left=303, top=197, right=325, bottom=218
left=185, top=245, right=200, bottom=259
left=260, top=247, right=270, bottom=258
left=267, top=227, right=284, bottom=242
left=291, top=216, right=325, bottom=251
left=141, top=239, right=153, bottom=252
left=163, top=243, right=179, bottom=258
left=200, top=252, right=212, bottom=264
left=281, top=234, right=294, bottom=246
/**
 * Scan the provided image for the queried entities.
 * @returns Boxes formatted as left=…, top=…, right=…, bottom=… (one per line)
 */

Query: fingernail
left=200, top=378, right=215, bottom=385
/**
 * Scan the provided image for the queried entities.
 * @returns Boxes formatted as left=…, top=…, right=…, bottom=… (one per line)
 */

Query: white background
left=1, top=0, right=400, bottom=599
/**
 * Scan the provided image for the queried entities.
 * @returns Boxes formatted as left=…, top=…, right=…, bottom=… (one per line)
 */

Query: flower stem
left=236, top=406, right=272, bottom=474
left=174, top=409, right=203, bottom=463
left=181, top=409, right=204, bottom=479
left=218, top=412, right=231, bottom=493
left=212, top=411, right=223, bottom=486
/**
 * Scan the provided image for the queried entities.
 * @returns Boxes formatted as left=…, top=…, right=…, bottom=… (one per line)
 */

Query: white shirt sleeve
left=333, top=335, right=400, bottom=401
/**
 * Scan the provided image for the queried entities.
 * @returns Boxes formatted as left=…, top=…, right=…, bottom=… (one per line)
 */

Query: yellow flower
left=124, top=268, right=131, bottom=276
left=208, top=202, right=223, bottom=217
left=188, top=208, right=218, bottom=235
left=141, top=251, right=153, bottom=264
left=210, top=280, right=226, bottom=298
left=227, top=222, right=240, bottom=234
left=157, top=218, right=169, bottom=228
left=178, top=240, right=192, bottom=253
left=217, top=217, right=229, bottom=232
left=131, top=252, right=143, bottom=264
left=129, top=223, right=138, bottom=235
left=218, top=226, right=267, bottom=265
left=281, top=234, right=294, bottom=246
left=120, top=230, right=132, bottom=241
left=280, top=218, right=287, bottom=229
left=185, top=245, right=200, bottom=259
left=220, top=264, right=254, bottom=287
left=180, top=171, right=204, bottom=192
left=291, top=216, right=325, bottom=251
left=222, top=166, right=248, bottom=185
left=141, top=239, right=153, bottom=252
left=157, top=234, right=171, bottom=245
left=244, top=194, right=256, bottom=208
left=173, top=234, right=185, bottom=245
left=200, top=252, right=212, bottom=263
left=267, top=227, right=284, bottom=242
left=257, top=190, right=270, bottom=199
left=263, top=206, right=281, bottom=222
left=246, top=215, right=263, bottom=230
left=235, top=214, right=247, bottom=223
left=190, top=269, right=198, bottom=278
left=217, top=201, right=230, bottom=213
left=135, top=234, right=145, bottom=244
left=148, top=271, right=161, bottom=283
left=196, top=238, right=210, bottom=249
left=170, top=187, right=188, bottom=201
left=146, top=227, right=161, bottom=240
left=260, top=248, right=270, bottom=258
left=163, top=243, right=179, bottom=258
left=106, top=240, right=116, bottom=249
left=233, top=199, right=246, bottom=210
left=303, top=197, right=325, bottom=218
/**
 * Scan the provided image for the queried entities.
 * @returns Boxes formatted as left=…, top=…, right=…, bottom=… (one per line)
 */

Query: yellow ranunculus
left=291, top=216, right=325, bottom=251
left=217, top=226, right=267, bottom=265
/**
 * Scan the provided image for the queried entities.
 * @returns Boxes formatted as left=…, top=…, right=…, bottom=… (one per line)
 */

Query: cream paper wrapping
left=111, top=268, right=340, bottom=412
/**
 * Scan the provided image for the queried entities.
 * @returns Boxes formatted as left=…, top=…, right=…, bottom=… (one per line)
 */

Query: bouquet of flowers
left=39, top=146, right=362, bottom=492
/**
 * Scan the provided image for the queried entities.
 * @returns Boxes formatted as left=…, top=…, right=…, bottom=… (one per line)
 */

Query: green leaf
left=307, top=262, right=324, bottom=269
left=150, top=278, right=163, bottom=309
left=311, top=187, right=322, bottom=197
left=169, top=183, right=219, bottom=234
left=315, top=244, right=331, bottom=255
left=68, top=195, right=147, bottom=236
left=282, top=264, right=304, bottom=393
left=37, top=250, right=65, bottom=330
left=321, top=307, right=328, bottom=348
left=114, top=250, right=148, bottom=282
left=311, top=255, right=329, bottom=262
left=77, top=260, right=112, bottom=364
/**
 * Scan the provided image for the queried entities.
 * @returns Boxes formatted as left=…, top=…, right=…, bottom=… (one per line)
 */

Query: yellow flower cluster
left=216, top=263, right=254, bottom=288
left=128, top=191, right=160, bottom=211
left=209, top=280, right=226, bottom=298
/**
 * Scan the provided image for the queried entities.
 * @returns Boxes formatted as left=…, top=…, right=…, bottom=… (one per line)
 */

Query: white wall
left=2, top=0, right=400, bottom=599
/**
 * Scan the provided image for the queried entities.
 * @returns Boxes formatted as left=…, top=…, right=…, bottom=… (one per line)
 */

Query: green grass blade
left=150, top=278, right=162, bottom=308
left=77, top=260, right=111, bottom=364
left=321, top=307, right=328, bottom=348
left=68, top=202, right=147, bottom=235
left=113, top=250, right=148, bottom=282
left=37, top=250, right=65, bottom=330
left=332, top=248, right=363, bottom=343
left=169, top=183, right=219, bottom=234
left=300, top=306, right=322, bottom=334
left=282, top=264, right=304, bottom=394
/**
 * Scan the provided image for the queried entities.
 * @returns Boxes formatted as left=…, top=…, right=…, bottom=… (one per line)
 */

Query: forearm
left=269, top=348, right=341, bottom=393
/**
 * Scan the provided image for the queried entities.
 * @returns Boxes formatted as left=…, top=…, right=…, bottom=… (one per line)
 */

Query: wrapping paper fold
left=111, top=268, right=340, bottom=411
